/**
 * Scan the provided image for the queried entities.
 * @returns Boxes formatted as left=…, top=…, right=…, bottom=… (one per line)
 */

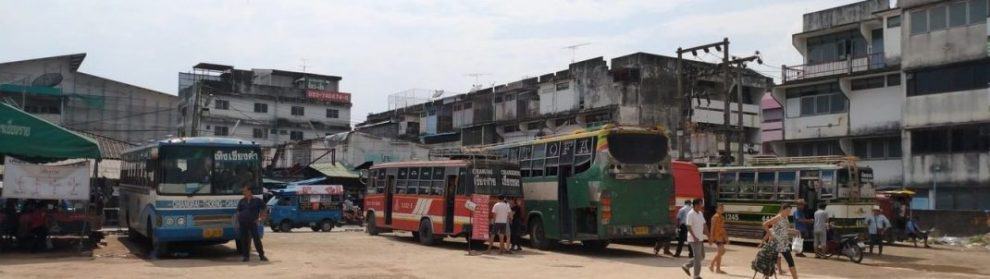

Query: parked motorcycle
left=816, top=233, right=865, bottom=263
left=342, top=206, right=364, bottom=226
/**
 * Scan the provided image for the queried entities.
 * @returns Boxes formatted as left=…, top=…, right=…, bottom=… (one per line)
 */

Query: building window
left=911, top=10, right=928, bottom=35
left=911, top=124, right=990, bottom=154
left=291, top=106, right=304, bottom=116
left=214, top=126, right=229, bottom=136
left=853, top=137, right=902, bottom=160
left=850, top=76, right=886, bottom=90
left=290, top=131, right=304, bottom=141
left=555, top=82, right=569, bottom=91
left=887, top=15, right=901, bottom=28
left=326, top=108, right=339, bottom=118
left=886, top=73, right=901, bottom=86
left=503, top=125, right=520, bottom=133
left=254, top=103, right=268, bottom=113
left=252, top=128, right=267, bottom=139
left=214, top=99, right=229, bottom=110
left=907, top=61, right=990, bottom=96
left=930, top=5, right=948, bottom=31
left=786, top=83, right=847, bottom=116
left=805, top=30, right=868, bottom=64
left=950, top=2, right=969, bottom=27
left=970, top=0, right=987, bottom=24
left=526, top=121, right=545, bottom=131
left=785, top=140, right=843, bottom=157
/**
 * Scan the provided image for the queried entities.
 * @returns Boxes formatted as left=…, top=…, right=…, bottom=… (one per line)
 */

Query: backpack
left=751, top=239, right=779, bottom=278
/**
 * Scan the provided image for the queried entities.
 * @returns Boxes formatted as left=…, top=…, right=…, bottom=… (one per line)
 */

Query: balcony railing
left=782, top=52, right=886, bottom=83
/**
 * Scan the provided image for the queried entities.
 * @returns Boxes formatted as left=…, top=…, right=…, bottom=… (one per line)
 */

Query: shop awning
left=309, top=162, right=360, bottom=179
left=0, top=102, right=101, bottom=162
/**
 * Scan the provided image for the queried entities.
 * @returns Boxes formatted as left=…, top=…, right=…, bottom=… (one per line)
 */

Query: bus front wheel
left=418, top=219, right=436, bottom=246
left=320, top=219, right=334, bottom=232
left=366, top=212, right=379, bottom=236
left=529, top=217, right=554, bottom=251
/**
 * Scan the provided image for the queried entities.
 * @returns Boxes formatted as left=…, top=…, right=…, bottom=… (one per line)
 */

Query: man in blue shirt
left=906, top=216, right=930, bottom=248
left=237, top=186, right=268, bottom=262
left=865, top=206, right=890, bottom=255
left=793, top=200, right=813, bottom=257
left=674, top=200, right=694, bottom=258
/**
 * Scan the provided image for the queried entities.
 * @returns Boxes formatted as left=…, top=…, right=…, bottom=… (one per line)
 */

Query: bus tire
left=581, top=240, right=610, bottom=251
left=418, top=219, right=436, bottom=246
left=529, top=217, right=554, bottom=251
left=320, top=219, right=334, bottom=232
left=147, top=218, right=163, bottom=259
left=279, top=220, right=293, bottom=233
left=366, top=212, right=379, bottom=236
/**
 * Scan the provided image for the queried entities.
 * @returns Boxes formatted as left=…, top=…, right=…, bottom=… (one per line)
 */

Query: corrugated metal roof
left=73, top=130, right=137, bottom=160
left=309, top=162, right=360, bottom=179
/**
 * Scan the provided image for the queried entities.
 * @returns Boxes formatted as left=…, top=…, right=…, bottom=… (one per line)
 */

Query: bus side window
left=532, top=144, right=547, bottom=177
left=757, top=172, right=776, bottom=200
left=777, top=171, right=797, bottom=200
left=519, top=146, right=533, bottom=177
left=719, top=172, right=738, bottom=199
left=545, top=141, right=560, bottom=176
left=574, top=137, right=594, bottom=174
left=738, top=172, right=756, bottom=200
left=457, top=167, right=469, bottom=195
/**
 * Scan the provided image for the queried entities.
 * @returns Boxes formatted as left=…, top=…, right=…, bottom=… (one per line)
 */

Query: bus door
left=385, top=175, right=395, bottom=225
left=701, top=172, right=720, bottom=218
left=558, top=166, right=573, bottom=239
left=443, top=175, right=457, bottom=233
left=799, top=170, right=820, bottom=209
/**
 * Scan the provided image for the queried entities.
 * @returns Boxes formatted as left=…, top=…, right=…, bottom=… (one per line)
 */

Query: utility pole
left=190, top=81, right=201, bottom=137
left=727, top=53, right=762, bottom=166
left=721, top=38, right=732, bottom=166
left=675, top=49, right=685, bottom=161
left=676, top=38, right=731, bottom=164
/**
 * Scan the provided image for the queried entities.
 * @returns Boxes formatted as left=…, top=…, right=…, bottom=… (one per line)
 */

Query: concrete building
left=0, top=53, right=178, bottom=144
left=359, top=53, right=772, bottom=164
left=769, top=0, right=989, bottom=210
left=176, top=63, right=352, bottom=146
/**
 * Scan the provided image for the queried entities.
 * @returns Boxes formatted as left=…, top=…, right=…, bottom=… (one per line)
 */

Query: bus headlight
left=176, top=216, right=186, bottom=226
left=164, top=216, right=175, bottom=226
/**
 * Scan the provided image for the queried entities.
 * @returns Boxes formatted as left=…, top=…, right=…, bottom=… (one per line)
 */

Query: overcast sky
left=0, top=0, right=857, bottom=123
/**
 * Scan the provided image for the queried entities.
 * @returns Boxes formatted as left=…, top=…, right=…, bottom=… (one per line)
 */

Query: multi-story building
left=0, top=53, right=178, bottom=144
left=359, top=53, right=772, bottom=164
left=177, top=63, right=352, bottom=146
left=769, top=0, right=989, bottom=210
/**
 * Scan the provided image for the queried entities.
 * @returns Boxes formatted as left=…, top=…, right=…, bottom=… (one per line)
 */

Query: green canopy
left=0, top=102, right=101, bottom=162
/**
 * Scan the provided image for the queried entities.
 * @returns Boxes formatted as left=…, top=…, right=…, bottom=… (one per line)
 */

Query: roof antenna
left=563, top=43, right=591, bottom=63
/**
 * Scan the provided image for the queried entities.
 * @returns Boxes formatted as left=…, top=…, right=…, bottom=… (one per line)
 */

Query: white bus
left=119, top=137, right=262, bottom=258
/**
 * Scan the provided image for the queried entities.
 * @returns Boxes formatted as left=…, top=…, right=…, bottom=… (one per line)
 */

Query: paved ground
left=1, top=227, right=988, bottom=279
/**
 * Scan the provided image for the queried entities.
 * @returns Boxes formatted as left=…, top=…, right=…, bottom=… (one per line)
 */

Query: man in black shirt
left=237, top=185, right=267, bottom=262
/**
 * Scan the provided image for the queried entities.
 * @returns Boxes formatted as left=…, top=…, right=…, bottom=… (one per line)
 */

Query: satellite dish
left=31, top=73, right=63, bottom=87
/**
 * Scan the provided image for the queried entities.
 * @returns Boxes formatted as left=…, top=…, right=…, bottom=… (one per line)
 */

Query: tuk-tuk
left=876, top=190, right=915, bottom=244
left=267, top=185, right=344, bottom=232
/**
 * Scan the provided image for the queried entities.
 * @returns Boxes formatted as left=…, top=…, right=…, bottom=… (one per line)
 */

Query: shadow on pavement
left=117, top=235, right=272, bottom=267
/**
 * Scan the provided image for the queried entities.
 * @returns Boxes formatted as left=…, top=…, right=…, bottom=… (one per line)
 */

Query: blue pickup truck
left=267, top=185, right=344, bottom=232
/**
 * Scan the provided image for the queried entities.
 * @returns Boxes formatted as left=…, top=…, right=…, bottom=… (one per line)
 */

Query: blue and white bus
left=119, top=137, right=263, bottom=258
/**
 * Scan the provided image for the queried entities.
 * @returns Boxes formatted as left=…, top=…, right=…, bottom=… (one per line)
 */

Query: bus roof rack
left=748, top=155, right=859, bottom=166
left=429, top=147, right=500, bottom=160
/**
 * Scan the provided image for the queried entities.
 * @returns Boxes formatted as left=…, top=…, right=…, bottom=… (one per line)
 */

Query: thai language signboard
left=306, top=90, right=351, bottom=104
left=470, top=194, right=490, bottom=241
left=2, top=157, right=90, bottom=200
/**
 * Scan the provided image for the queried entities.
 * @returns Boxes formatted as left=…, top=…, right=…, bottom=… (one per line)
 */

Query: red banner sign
left=470, top=194, right=490, bottom=241
left=306, top=90, right=351, bottom=104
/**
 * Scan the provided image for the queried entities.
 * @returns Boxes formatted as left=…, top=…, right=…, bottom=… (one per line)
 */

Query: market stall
left=0, top=102, right=102, bottom=252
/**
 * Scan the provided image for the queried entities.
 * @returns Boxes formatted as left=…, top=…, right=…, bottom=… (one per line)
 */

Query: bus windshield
left=607, top=133, right=668, bottom=164
left=159, top=147, right=261, bottom=195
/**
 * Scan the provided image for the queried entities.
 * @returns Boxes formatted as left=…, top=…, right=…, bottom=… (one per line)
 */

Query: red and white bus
left=670, top=161, right=704, bottom=220
left=364, top=159, right=521, bottom=245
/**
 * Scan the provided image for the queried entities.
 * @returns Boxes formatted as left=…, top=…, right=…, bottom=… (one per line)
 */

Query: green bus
left=699, top=156, right=875, bottom=240
left=484, top=125, right=675, bottom=250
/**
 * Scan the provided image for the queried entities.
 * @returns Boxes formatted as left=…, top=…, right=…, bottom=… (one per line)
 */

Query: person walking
left=681, top=199, right=707, bottom=279
left=510, top=198, right=524, bottom=251
left=491, top=196, right=512, bottom=254
left=708, top=204, right=728, bottom=274
left=812, top=204, right=829, bottom=257
left=792, top=200, right=812, bottom=257
left=237, top=185, right=268, bottom=262
left=764, top=203, right=800, bottom=279
left=906, top=216, right=930, bottom=248
left=674, top=200, right=694, bottom=258
left=865, top=206, right=890, bottom=255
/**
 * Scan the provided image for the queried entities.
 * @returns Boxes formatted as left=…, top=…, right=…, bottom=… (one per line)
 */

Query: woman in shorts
left=708, top=204, right=729, bottom=274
